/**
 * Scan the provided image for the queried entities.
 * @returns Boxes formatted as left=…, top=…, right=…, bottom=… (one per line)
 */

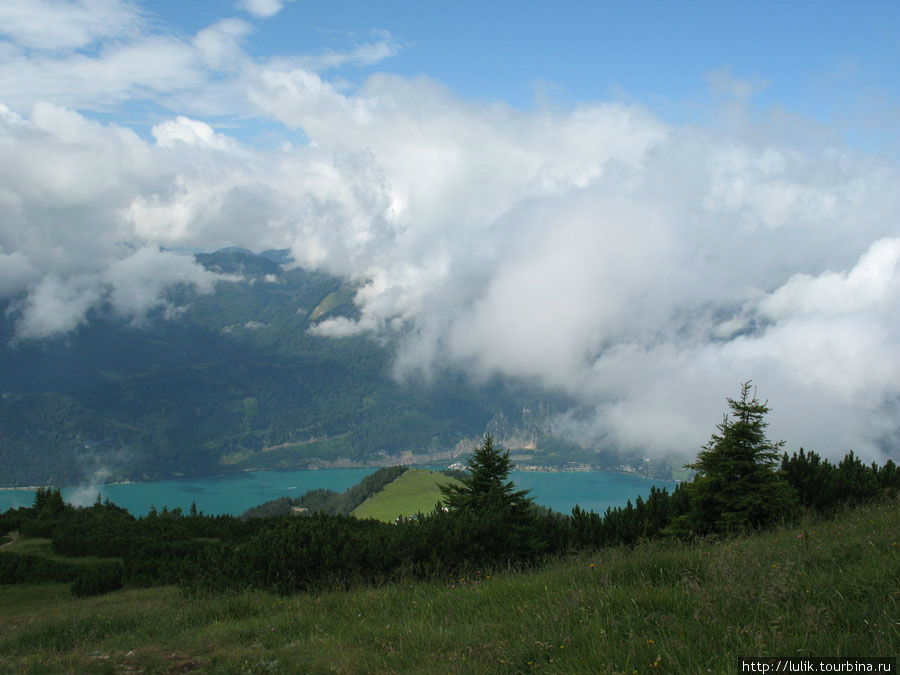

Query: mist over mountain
left=1, top=248, right=630, bottom=486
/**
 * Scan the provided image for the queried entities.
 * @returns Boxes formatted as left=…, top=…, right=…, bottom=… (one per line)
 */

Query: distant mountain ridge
left=0, top=248, right=611, bottom=487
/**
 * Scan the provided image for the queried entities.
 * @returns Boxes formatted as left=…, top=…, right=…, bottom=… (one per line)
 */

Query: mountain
left=0, top=249, right=593, bottom=486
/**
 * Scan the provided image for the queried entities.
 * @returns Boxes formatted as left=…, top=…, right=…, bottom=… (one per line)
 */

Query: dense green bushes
left=0, top=551, right=80, bottom=584
left=571, top=484, right=678, bottom=548
left=782, top=447, right=899, bottom=512
left=191, top=505, right=574, bottom=595
left=0, top=507, right=31, bottom=537
left=71, top=561, right=124, bottom=597
left=1, top=432, right=897, bottom=598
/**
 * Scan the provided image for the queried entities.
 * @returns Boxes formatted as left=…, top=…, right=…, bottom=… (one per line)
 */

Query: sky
left=1, top=0, right=899, bottom=462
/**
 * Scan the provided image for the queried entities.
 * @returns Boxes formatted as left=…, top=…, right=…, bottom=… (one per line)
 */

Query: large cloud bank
left=1, top=0, right=898, bottom=461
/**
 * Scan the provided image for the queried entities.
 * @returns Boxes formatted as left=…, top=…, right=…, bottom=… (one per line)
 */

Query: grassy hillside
left=1, top=500, right=896, bottom=673
left=242, top=467, right=407, bottom=519
left=351, top=469, right=461, bottom=522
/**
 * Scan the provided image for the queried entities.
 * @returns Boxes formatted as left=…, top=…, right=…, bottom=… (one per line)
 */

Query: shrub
left=71, top=561, right=125, bottom=597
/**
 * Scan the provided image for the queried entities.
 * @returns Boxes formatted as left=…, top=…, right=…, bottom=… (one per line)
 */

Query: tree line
left=1, top=383, right=897, bottom=597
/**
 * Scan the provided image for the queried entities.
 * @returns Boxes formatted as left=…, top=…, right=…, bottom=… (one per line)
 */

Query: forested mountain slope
left=0, top=249, right=582, bottom=486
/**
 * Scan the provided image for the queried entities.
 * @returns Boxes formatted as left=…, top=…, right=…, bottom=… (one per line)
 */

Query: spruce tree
left=675, top=382, right=796, bottom=535
left=437, top=435, right=541, bottom=564
left=439, top=435, right=532, bottom=514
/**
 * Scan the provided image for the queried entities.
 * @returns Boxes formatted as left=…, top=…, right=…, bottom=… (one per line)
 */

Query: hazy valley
left=0, top=248, right=674, bottom=488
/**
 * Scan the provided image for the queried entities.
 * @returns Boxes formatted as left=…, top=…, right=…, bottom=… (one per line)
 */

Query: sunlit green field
left=351, top=469, right=460, bottom=522
left=1, top=500, right=897, bottom=673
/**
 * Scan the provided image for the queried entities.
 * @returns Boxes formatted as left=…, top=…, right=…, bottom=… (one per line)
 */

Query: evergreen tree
left=437, top=435, right=546, bottom=565
left=673, top=382, right=796, bottom=535
left=439, top=435, right=532, bottom=514
left=33, top=486, right=66, bottom=518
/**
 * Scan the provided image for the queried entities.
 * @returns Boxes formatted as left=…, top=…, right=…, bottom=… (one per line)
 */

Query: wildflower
left=451, top=584, right=456, bottom=590
left=589, top=563, right=595, bottom=569
left=647, top=639, right=654, bottom=644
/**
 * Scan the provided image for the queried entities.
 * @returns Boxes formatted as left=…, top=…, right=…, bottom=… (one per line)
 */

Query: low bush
left=71, top=561, right=125, bottom=597
left=0, top=551, right=80, bottom=584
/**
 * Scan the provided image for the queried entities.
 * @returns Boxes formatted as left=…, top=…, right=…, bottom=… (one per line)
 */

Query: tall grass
left=1, top=500, right=897, bottom=673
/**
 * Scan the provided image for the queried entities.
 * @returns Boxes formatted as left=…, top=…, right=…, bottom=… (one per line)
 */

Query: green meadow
left=1, top=499, right=897, bottom=673
left=351, top=468, right=461, bottom=522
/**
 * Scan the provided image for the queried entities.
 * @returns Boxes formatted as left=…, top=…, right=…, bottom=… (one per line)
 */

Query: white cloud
left=237, top=0, right=288, bottom=19
left=0, top=0, right=144, bottom=50
left=247, top=72, right=898, bottom=460
left=297, top=31, right=402, bottom=71
left=309, top=316, right=372, bottom=338
left=14, top=273, right=104, bottom=339
left=11, top=247, right=220, bottom=340
left=760, top=238, right=899, bottom=319
left=0, top=106, right=221, bottom=338
left=562, top=237, right=900, bottom=461
left=0, top=34, right=207, bottom=114
left=194, top=18, right=253, bottom=71
left=0, top=2, right=898, bottom=462
left=0, top=5, right=396, bottom=119
left=152, top=116, right=236, bottom=151
left=5, top=83, right=896, bottom=459
left=0, top=3, right=241, bottom=117
left=104, top=246, right=219, bottom=321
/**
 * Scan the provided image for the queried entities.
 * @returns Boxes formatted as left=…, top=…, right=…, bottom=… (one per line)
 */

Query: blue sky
left=1, top=0, right=899, bottom=461
left=124, top=0, right=900, bottom=147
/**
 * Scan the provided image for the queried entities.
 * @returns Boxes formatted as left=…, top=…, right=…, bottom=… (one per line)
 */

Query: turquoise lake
left=0, top=469, right=677, bottom=516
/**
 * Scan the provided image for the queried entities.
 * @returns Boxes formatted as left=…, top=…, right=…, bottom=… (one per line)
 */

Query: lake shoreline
left=0, top=462, right=676, bottom=491
left=0, top=467, right=680, bottom=518
left=0, top=481, right=136, bottom=491
left=0, top=460, right=681, bottom=491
